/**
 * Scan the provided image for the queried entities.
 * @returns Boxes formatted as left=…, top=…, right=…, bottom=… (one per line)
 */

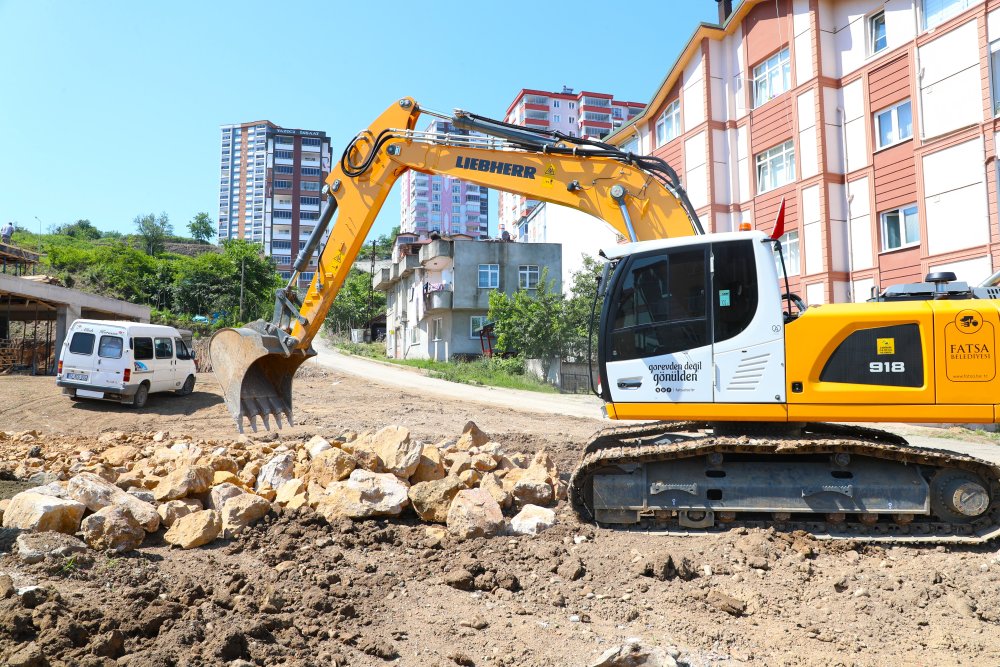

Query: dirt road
left=2, top=363, right=1000, bottom=666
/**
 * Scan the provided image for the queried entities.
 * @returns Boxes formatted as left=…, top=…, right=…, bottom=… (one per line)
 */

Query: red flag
left=771, top=197, right=786, bottom=239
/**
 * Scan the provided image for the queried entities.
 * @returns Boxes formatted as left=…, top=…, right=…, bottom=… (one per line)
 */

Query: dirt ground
left=2, top=368, right=1000, bottom=666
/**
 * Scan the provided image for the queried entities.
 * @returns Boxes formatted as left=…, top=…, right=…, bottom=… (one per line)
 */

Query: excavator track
left=569, top=421, right=1000, bottom=544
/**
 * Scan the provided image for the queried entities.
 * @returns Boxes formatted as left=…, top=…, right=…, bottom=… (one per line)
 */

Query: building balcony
left=272, top=230, right=291, bottom=240
left=399, top=253, right=420, bottom=278
left=274, top=157, right=294, bottom=166
left=419, top=239, right=452, bottom=270
left=373, top=268, right=393, bottom=291
left=301, top=143, right=321, bottom=152
left=424, top=284, right=453, bottom=312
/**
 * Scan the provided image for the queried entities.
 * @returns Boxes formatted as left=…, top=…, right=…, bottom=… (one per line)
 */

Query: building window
left=274, top=180, right=291, bottom=189
left=275, top=165, right=294, bottom=175
left=273, top=210, right=293, bottom=219
left=553, top=114, right=561, bottom=123
left=655, top=100, right=681, bottom=146
left=272, top=240, right=292, bottom=250
left=568, top=101, right=576, bottom=109
left=302, top=137, right=321, bottom=147
left=432, top=318, right=443, bottom=341
left=518, top=265, right=540, bottom=289
left=553, top=100, right=560, bottom=108
left=752, top=47, right=791, bottom=108
left=755, top=140, right=796, bottom=193
left=301, top=167, right=321, bottom=176
left=301, top=181, right=321, bottom=191
left=875, top=100, right=913, bottom=149
left=301, top=196, right=320, bottom=206
left=275, top=150, right=293, bottom=159
left=923, top=0, right=972, bottom=30
left=470, top=315, right=488, bottom=338
left=880, top=204, right=919, bottom=250
left=410, top=325, right=420, bottom=344
left=478, top=264, right=499, bottom=289
left=773, top=231, right=800, bottom=277
left=869, top=11, right=887, bottom=55
left=568, top=116, right=575, bottom=123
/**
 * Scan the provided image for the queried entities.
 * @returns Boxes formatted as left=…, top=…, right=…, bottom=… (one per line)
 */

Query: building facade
left=515, top=203, right=620, bottom=292
left=399, top=119, right=489, bottom=239
left=218, top=122, right=332, bottom=290
left=499, top=87, right=645, bottom=236
left=374, top=234, right=561, bottom=361
left=610, top=0, right=1000, bottom=305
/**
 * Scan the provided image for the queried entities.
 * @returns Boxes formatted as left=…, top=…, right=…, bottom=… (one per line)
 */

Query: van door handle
left=617, top=379, right=642, bottom=389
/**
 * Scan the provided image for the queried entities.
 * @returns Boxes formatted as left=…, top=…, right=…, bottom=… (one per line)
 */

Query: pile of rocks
left=0, top=422, right=560, bottom=555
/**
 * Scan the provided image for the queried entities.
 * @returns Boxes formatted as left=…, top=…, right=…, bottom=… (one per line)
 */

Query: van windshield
left=69, top=332, right=95, bottom=355
left=98, top=335, right=123, bottom=359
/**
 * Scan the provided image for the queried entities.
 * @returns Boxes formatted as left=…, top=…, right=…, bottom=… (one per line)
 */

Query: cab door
left=151, top=336, right=176, bottom=391
left=602, top=246, right=714, bottom=404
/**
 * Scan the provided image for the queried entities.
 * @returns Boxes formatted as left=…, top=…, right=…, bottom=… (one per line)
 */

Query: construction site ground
left=2, top=346, right=1000, bottom=666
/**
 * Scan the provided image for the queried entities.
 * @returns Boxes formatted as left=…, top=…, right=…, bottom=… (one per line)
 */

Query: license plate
left=66, top=372, right=89, bottom=381
left=77, top=389, right=104, bottom=399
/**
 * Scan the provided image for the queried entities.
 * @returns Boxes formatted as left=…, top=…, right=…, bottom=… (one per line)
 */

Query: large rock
left=275, top=478, right=304, bottom=505
left=67, top=472, right=159, bottom=532
left=455, top=421, right=490, bottom=451
left=368, top=426, right=422, bottom=478
left=157, top=498, right=203, bottom=527
left=510, top=464, right=554, bottom=507
left=154, top=465, right=213, bottom=502
left=411, top=445, right=446, bottom=484
left=308, top=448, right=356, bottom=487
left=101, top=445, right=139, bottom=467
left=256, top=452, right=294, bottom=491
left=221, top=494, right=271, bottom=537
left=480, top=472, right=511, bottom=510
left=316, top=469, right=409, bottom=521
left=305, top=434, right=333, bottom=459
left=589, top=640, right=674, bottom=667
left=409, top=475, right=464, bottom=523
left=446, top=488, right=504, bottom=540
left=2, top=492, right=85, bottom=534
left=207, top=482, right=244, bottom=511
left=15, top=531, right=88, bottom=564
left=81, top=506, right=145, bottom=553
left=163, top=510, right=222, bottom=549
left=509, top=504, right=556, bottom=536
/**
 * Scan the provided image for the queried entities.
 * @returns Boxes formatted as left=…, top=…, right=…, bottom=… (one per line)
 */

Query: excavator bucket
left=209, top=325, right=316, bottom=433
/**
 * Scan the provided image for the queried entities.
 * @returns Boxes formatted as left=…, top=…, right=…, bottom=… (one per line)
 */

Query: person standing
left=1, top=221, right=13, bottom=244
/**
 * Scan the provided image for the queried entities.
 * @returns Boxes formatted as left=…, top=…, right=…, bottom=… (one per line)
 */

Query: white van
left=56, top=320, right=197, bottom=408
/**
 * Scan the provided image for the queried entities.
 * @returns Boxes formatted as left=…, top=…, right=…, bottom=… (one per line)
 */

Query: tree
left=488, top=269, right=566, bottom=377
left=370, top=225, right=399, bottom=260
left=188, top=212, right=215, bottom=244
left=52, top=219, right=101, bottom=240
left=134, top=212, right=172, bottom=256
left=323, top=268, right=386, bottom=334
left=563, top=255, right=605, bottom=362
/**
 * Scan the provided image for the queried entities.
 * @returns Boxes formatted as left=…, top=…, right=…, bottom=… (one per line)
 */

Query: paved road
left=310, top=337, right=1000, bottom=463
left=309, top=336, right=606, bottom=421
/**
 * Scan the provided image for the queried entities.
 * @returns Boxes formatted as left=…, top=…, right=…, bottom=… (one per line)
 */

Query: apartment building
left=218, top=122, right=332, bottom=290
left=374, top=234, right=561, bottom=361
left=399, top=119, right=489, bottom=239
left=499, top=87, right=645, bottom=236
left=607, top=0, right=1000, bottom=305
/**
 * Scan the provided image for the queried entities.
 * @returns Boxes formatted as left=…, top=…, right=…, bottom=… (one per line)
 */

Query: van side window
left=69, top=333, right=95, bottom=355
left=133, top=338, right=154, bottom=361
left=174, top=339, right=191, bottom=360
left=98, top=336, right=123, bottom=359
left=154, top=338, right=173, bottom=359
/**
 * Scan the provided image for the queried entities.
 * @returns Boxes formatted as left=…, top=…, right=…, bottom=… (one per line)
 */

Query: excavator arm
left=210, top=97, right=702, bottom=432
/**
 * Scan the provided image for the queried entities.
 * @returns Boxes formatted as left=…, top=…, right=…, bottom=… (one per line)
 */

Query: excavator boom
left=210, top=98, right=702, bottom=431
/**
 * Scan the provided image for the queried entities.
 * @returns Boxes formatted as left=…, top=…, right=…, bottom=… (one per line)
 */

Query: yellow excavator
left=211, top=97, right=1000, bottom=542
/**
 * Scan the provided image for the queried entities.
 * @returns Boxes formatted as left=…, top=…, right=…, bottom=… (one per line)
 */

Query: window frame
left=154, top=337, right=174, bottom=360
left=990, top=40, right=1000, bottom=117
left=773, top=230, right=801, bottom=277
left=868, top=10, right=887, bottom=55
left=470, top=315, right=488, bottom=339
left=922, top=0, right=972, bottom=31
left=518, top=264, right=540, bottom=290
left=98, top=335, right=124, bottom=359
left=655, top=99, right=681, bottom=146
left=432, top=318, right=443, bottom=341
left=752, top=47, right=791, bottom=108
left=755, top=140, right=796, bottom=194
left=478, top=263, right=499, bottom=289
left=68, top=332, right=96, bottom=356
left=874, top=99, right=913, bottom=150
left=879, top=204, right=920, bottom=251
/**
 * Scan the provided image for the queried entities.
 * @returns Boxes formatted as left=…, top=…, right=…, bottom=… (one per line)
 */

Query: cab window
left=712, top=240, right=759, bottom=344
left=133, top=337, right=154, bottom=361
left=154, top=337, right=173, bottom=359
left=69, top=332, right=95, bottom=355
left=98, top=335, right=123, bottom=359
left=609, top=247, right=709, bottom=361
left=175, top=339, right=191, bottom=360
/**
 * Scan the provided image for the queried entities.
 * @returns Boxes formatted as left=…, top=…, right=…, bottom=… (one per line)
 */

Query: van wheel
left=176, top=375, right=196, bottom=396
left=131, top=384, right=149, bottom=409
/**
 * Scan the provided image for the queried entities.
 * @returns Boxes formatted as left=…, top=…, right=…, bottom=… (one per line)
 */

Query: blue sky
left=0, top=0, right=720, bottom=242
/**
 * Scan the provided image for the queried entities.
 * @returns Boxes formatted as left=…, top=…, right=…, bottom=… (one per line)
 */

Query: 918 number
left=870, top=361, right=905, bottom=373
